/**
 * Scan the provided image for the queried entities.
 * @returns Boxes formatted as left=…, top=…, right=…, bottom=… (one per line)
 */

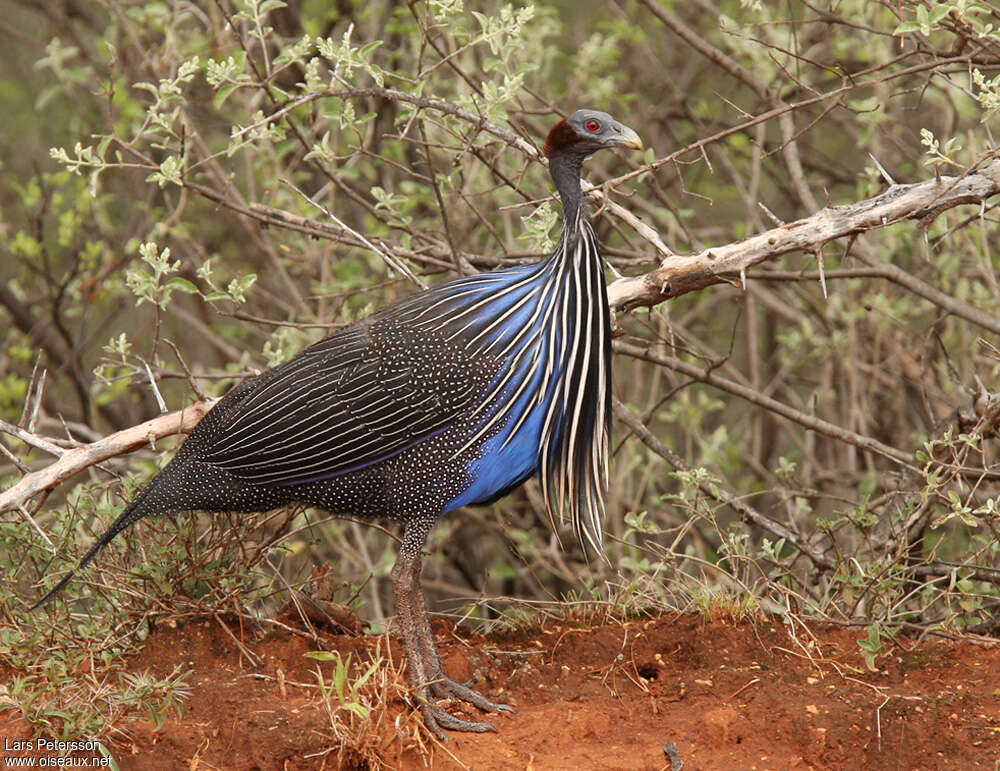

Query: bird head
left=543, top=109, right=643, bottom=159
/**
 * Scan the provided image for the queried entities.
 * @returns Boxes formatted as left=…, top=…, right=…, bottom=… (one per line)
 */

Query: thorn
left=0, top=439, right=29, bottom=474
left=740, top=266, right=747, bottom=291
left=757, top=202, right=784, bottom=227
left=978, top=336, right=1000, bottom=362
left=868, top=153, right=896, bottom=186
left=27, top=369, right=46, bottom=435
left=141, top=358, right=168, bottom=414
left=606, top=261, right=624, bottom=279
left=842, top=234, right=858, bottom=261
left=698, top=143, right=713, bottom=174
left=20, top=504, right=55, bottom=548
left=20, top=353, right=43, bottom=430
left=816, top=250, right=828, bottom=299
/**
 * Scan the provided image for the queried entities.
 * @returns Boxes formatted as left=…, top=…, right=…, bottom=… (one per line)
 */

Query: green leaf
left=214, top=85, right=238, bottom=109
left=227, top=273, right=257, bottom=303
left=164, top=277, right=199, bottom=294
left=304, top=651, right=338, bottom=661
left=134, top=82, right=159, bottom=97
left=928, top=4, right=954, bottom=26
left=258, top=0, right=287, bottom=14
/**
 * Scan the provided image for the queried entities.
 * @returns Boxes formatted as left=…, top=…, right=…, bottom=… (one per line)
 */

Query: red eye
left=586, top=120, right=600, bottom=132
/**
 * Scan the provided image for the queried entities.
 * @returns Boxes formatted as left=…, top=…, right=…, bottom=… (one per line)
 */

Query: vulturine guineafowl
left=32, top=110, right=643, bottom=737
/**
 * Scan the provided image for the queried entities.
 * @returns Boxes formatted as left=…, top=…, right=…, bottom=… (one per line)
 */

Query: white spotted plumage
left=35, top=108, right=642, bottom=615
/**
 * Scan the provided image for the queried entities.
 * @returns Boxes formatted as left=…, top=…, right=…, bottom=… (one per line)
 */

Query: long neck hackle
left=547, top=151, right=586, bottom=228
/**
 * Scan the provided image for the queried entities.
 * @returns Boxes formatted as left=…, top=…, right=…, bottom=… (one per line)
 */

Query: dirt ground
left=3, top=609, right=1000, bottom=770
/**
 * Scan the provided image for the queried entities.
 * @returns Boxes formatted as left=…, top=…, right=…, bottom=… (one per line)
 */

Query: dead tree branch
left=0, top=401, right=215, bottom=515
left=4, top=162, right=997, bottom=516
left=607, top=160, right=1000, bottom=332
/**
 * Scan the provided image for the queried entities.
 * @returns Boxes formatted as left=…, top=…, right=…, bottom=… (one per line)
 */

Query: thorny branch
left=613, top=341, right=919, bottom=467
left=162, top=84, right=1000, bottom=331
left=607, top=160, right=1000, bottom=323
left=3, top=156, right=999, bottom=536
left=4, top=0, right=1000, bottom=632
left=0, top=402, right=214, bottom=515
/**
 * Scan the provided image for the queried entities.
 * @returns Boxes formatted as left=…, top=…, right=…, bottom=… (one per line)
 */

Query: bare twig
left=281, top=178, right=427, bottom=290
left=0, top=401, right=216, bottom=515
left=613, top=340, right=918, bottom=467
left=613, top=396, right=835, bottom=569
left=607, top=160, right=1000, bottom=327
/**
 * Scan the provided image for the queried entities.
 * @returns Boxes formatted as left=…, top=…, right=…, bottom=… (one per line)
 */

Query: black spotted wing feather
left=201, top=318, right=497, bottom=486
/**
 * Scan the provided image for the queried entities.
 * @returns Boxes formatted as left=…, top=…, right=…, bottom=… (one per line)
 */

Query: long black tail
left=30, top=481, right=166, bottom=611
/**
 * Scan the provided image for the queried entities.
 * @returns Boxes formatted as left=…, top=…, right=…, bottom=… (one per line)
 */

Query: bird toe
left=420, top=702, right=498, bottom=740
left=431, top=676, right=512, bottom=714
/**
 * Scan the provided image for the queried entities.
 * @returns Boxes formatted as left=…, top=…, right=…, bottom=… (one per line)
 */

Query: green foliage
left=117, top=668, right=191, bottom=730
left=920, top=128, right=964, bottom=169
left=306, top=650, right=379, bottom=719
left=519, top=201, right=558, bottom=252
left=0, top=479, right=277, bottom=748
left=972, top=68, right=1000, bottom=122
left=1, top=6, right=999, bottom=747
left=0, top=372, right=29, bottom=422
left=126, top=242, right=184, bottom=308
left=857, top=621, right=890, bottom=670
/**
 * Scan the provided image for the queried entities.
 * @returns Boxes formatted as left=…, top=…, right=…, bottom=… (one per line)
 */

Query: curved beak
left=614, top=122, right=643, bottom=151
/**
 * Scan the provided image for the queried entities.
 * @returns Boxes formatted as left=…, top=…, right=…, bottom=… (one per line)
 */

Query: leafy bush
left=1, top=0, right=998, bottom=747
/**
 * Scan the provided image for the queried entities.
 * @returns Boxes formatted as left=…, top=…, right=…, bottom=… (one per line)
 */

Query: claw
left=430, top=675, right=512, bottom=714
left=417, top=676, right=511, bottom=740
left=420, top=699, right=498, bottom=741
left=392, top=526, right=512, bottom=740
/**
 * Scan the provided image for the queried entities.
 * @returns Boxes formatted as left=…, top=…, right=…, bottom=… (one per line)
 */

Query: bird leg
left=391, top=519, right=510, bottom=739
left=406, top=551, right=512, bottom=714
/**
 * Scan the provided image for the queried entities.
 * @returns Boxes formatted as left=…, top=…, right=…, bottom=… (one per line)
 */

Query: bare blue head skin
left=543, top=109, right=643, bottom=217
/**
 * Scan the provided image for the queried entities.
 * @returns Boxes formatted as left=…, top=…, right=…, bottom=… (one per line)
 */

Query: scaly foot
left=429, top=675, right=512, bottom=715
left=416, top=691, right=500, bottom=740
